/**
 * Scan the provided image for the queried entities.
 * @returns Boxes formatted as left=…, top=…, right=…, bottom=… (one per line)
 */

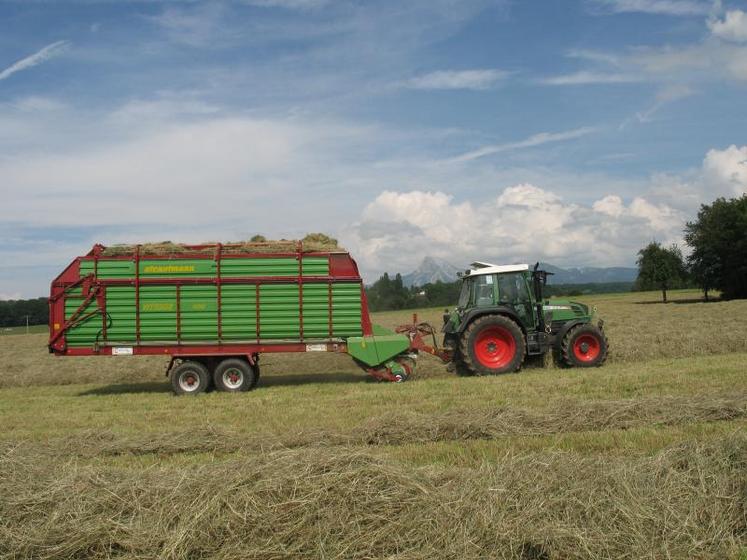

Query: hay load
left=99, top=233, right=343, bottom=256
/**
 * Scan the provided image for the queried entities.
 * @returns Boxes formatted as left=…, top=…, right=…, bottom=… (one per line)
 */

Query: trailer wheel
left=250, top=363, right=260, bottom=389
left=460, top=315, right=525, bottom=375
left=213, top=359, right=256, bottom=392
left=561, top=324, right=608, bottom=368
left=171, top=361, right=210, bottom=396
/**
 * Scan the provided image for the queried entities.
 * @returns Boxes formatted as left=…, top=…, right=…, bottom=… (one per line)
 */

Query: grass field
left=0, top=289, right=745, bottom=559
left=0, top=324, right=47, bottom=336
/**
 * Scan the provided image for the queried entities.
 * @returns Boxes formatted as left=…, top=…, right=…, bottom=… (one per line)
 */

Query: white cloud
left=0, top=292, right=22, bottom=301
left=632, top=84, right=694, bottom=123
left=348, top=185, right=686, bottom=275
left=540, top=71, right=641, bottom=85
left=349, top=144, right=747, bottom=275
left=591, top=0, right=711, bottom=16
left=8, top=96, right=67, bottom=112
left=708, top=9, right=747, bottom=42
left=450, top=127, right=596, bottom=163
left=0, top=40, right=69, bottom=82
left=592, top=194, right=625, bottom=217
left=551, top=10, right=747, bottom=88
left=243, top=0, right=330, bottom=8
left=149, top=4, right=232, bottom=47
left=623, top=19, right=747, bottom=81
left=565, top=49, right=623, bottom=66
left=404, top=69, right=508, bottom=90
left=702, top=144, right=747, bottom=196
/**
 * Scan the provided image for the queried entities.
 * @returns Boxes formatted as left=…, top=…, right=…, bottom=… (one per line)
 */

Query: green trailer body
left=49, top=243, right=416, bottom=391
left=63, top=256, right=364, bottom=345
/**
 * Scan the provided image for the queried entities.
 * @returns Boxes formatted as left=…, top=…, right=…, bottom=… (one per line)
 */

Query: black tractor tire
left=448, top=355, right=474, bottom=377
left=460, top=315, right=526, bottom=375
left=560, top=324, right=609, bottom=368
left=213, top=358, right=257, bottom=392
left=171, top=361, right=211, bottom=396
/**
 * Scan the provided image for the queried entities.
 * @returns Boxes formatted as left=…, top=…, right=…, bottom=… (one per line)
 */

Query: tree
left=0, top=297, right=48, bottom=327
left=685, top=195, right=747, bottom=300
left=635, top=242, right=687, bottom=303
left=365, top=273, right=416, bottom=311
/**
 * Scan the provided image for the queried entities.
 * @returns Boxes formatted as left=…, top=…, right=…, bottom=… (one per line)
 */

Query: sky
left=1, top=0, right=746, bottom=298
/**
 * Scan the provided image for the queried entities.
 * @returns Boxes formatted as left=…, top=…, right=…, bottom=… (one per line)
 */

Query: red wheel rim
left=573, top=333, right=601, bottom=362
left=474, top=326, right=516, bottom=369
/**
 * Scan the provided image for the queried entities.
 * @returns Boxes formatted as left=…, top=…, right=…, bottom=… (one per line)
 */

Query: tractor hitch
left=396, top=314, right=453, bottom=363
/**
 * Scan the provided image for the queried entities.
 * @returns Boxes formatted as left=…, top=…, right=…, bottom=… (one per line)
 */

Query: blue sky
left=1, top=0, right=746, bottom=298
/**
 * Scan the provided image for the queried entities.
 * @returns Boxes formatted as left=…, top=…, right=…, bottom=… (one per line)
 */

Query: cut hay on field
left=0, top=435, right=744, bottom=559
left=354, top=394, right=747, bottom=446
left=99, top=233, right=343, bottom=257
left=39, top=394, right=747, bottom=459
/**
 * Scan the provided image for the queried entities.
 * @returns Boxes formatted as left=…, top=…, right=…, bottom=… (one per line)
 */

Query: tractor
left=400, top=262, right=608, bottom=375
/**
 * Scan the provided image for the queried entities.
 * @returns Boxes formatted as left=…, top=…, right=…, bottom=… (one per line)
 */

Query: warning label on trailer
left=112, top=347, right=134, bottom=356
left=306, top=344, right=327, bottom=352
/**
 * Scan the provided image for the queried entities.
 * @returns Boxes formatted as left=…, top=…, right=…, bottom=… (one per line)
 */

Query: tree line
left=364, top=274, right=636, bottom=312
left=636, top=195, right=746, bottom=302
left=0, top=298, right=48, bottom=328
left=365, top=273, right=462, bottom=312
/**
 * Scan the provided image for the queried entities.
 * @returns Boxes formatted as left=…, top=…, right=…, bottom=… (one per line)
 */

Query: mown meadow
left=0, top=289, right=745, bottom=559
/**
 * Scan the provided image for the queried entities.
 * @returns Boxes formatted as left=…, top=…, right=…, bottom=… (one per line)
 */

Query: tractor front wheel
left=460, top=315, right=525, bottom=375
left=561, top=324, right=608, bottom=368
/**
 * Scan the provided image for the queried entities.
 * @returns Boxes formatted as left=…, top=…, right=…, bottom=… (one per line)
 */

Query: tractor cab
left=455, top=263, right=538, bottom=327
left=442, top=261, right=607, bottom=375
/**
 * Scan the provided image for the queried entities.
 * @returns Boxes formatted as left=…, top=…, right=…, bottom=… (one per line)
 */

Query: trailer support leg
left=165, top=357, right=176, bottom=378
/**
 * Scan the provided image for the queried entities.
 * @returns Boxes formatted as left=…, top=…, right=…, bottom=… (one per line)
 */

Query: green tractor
left=438, top=262, right=608, bottom=375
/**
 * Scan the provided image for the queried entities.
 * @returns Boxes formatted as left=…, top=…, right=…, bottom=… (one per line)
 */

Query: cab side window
left=497, top=272, right=535, bottom=327
left=475, top=274, right=495, bottom=306
left=497, top=274, right=517, bottom=304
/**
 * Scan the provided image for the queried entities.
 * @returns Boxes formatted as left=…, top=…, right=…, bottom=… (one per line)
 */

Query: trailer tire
left=250, top=364, right=260, bottom=389
left=460, top=315, right=525, bottom=375
left=561, top=324, right=608, bottom=368
left=171, top=361, right=210, bottom=396
left=213, top=359, right=256, bottom=392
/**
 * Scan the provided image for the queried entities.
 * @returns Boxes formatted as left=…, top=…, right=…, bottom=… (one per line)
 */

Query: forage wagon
left=48, top=241, right=608, bottom=394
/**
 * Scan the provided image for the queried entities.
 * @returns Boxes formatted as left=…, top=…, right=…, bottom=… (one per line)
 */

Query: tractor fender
left=456, top=307, right=525, bottom=335
left=553, top=320, right=586, bottom=349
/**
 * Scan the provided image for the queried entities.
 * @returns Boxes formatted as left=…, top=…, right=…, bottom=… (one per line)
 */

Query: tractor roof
left=464, top=262, right=529, bottom=277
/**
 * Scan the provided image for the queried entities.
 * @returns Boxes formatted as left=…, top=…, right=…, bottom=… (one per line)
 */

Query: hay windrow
left=354, top=394, right=747, bottom=446
left=31, top=394, right=747, bottom=459
left=0, top=435, right=744, bottom=559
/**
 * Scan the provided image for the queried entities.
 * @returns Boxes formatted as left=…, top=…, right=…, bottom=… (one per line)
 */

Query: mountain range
left=400, top=257, right=637, bottom=287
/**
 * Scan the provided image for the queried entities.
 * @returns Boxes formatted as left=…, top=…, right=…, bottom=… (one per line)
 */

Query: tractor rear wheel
left=561, top=324, right=608, bottom=368
left=460, top=315, right=525, bottom=375
left=171, top=361, right=210, bottom=396
left=213, top=358, right=257, bottom=392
